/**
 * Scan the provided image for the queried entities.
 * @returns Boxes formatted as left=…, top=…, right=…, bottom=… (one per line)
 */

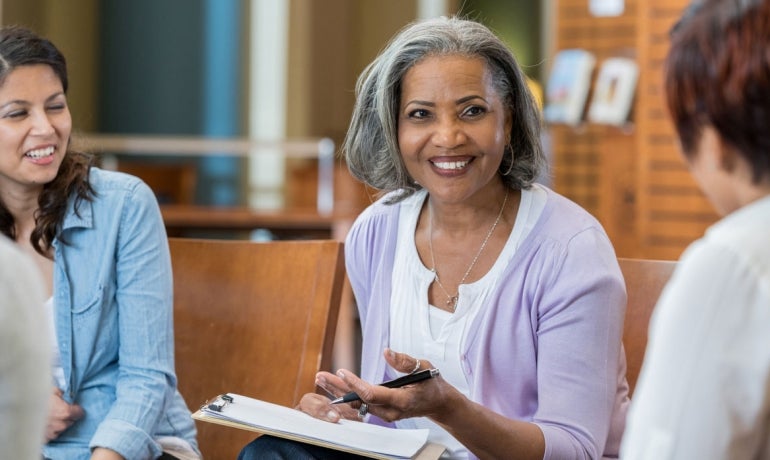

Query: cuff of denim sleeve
left=89, top=419, right=161, bottom=460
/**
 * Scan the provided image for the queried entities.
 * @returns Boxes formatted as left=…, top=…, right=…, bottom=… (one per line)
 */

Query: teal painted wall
left=98, top=0, right=205, bottom=135
left=98, top=0, right=244, bottom=205
left=460, top=0, right=543, bottom=81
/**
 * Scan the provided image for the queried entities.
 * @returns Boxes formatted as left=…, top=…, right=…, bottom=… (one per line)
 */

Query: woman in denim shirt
left=0, top=27, right=199, bottom=460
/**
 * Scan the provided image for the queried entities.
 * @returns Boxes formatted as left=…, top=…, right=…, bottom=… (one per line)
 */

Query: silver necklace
left=428, top=188, right=509, bottom=311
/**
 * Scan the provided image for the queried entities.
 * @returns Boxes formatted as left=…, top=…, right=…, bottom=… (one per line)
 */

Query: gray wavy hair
left=343, top=16, right=546, bottom=203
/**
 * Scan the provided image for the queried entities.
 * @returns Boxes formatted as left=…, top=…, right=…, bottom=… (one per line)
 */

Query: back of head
left=344, top=16, right=545, bottom=200
left=0, top=25, right=68, bottom=93
left=665, top=0, right=770, bottom=183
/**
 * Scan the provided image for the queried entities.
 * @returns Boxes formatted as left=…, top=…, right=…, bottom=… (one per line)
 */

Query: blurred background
left=0, top=0, right=708, bottom=260
left=2, top=0, right=710, bottom=377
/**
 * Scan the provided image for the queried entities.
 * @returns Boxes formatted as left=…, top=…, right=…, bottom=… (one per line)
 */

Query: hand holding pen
left=297, top=349, right=445, bottom=424
left=330, top=367, right=440, bottom=404
left=330, top=349, right=439, bottom=420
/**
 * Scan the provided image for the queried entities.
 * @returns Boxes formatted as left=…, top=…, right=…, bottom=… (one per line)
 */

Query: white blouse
left=389, top=186, right=546, bottom=458
left=621, top=194, right=770, bottom=460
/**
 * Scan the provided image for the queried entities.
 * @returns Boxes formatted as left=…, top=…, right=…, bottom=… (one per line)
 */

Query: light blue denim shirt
left=43, top=168, right=198, bottom=460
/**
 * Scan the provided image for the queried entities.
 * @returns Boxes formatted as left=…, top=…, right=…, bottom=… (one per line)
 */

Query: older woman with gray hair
left=239, top=16, right=628, bottom=460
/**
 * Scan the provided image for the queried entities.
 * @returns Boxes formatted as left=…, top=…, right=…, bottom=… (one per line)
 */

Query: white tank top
left=45, top=296, right=66, bottom=389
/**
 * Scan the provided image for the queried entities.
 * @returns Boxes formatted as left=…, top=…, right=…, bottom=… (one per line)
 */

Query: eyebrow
left=457, top=95, right=487, bottom=104
left=404, top=94, right=488, bottom=107
left=0, top=92, right=66, bottom=110
left=0, top=99, right=26, bottom=110
left=47, top=92, right=66, bottom=102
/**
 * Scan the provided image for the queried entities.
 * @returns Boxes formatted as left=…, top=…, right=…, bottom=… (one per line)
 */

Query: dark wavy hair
left=343, top=16, right=546, bottom=203
left=0, top=26, right=94, bottom=257
left=665, top=0, right=770, bottom=183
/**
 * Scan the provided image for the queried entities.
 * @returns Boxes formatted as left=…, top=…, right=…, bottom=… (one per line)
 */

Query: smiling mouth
left=431, top=159, right=470, bottom=171
left=25, top=146, right=55, bottom=158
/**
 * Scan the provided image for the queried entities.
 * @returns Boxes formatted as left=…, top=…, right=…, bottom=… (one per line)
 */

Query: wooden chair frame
left=617, top=257, right=677, bottom=395
left=169, top=238, right=346, bottom=458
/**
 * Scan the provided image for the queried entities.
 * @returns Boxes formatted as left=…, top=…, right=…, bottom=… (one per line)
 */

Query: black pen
left=330, top=368, right=440, bottom=404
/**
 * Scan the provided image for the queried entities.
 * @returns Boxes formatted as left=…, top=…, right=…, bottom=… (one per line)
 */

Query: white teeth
left=25, top=146, right=55, bottom=158
left=433, top=160, right=469, bottom=170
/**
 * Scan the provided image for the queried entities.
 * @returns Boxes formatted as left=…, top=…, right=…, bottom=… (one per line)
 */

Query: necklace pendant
left=447, top=295, right=458, bottom=309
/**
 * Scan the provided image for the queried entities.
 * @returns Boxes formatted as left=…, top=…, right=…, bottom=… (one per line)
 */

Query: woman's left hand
left=335, top=348, right=456, bottom=423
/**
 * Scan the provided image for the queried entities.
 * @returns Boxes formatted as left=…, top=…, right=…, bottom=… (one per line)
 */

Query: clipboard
left=193, top=393, right=446, bottom=460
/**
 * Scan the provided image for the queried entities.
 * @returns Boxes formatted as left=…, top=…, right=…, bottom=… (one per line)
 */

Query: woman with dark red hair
left=621, top=1, right=770, bottom=458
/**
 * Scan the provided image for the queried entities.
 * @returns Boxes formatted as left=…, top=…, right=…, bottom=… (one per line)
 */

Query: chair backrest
left=617, top=257, right=677, bottom=396
left=118, top=161, right=197, bottom=204
left=169, top=238, right=346, bottom=459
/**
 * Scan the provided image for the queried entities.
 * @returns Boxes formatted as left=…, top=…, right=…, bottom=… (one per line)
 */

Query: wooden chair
left=169, top=238, right=346, bottom=459
left=617, top=257, right=677, bottom=396
left=117, top=161, right=198, bottom=205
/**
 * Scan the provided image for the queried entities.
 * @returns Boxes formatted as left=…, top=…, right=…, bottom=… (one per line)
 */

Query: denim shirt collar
left=60, top=195, right=95, bottom=232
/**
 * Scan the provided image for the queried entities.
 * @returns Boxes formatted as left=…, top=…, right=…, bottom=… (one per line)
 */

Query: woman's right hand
left=295, top=371, right=361, bottom=423
left=46, top=388, right=84, bottom=441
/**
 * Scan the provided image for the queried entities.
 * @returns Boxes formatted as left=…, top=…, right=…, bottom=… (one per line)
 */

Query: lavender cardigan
left=345, top=186, right=629, bottom=459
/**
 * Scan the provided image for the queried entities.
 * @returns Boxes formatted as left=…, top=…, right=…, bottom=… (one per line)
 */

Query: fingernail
left=327, top=410, right=339, bottom=421
left=316, top=376, right=326, bottom=386
left=337, top=370, right=345, bottom=379
left=388, top=349, right=396, bottom=359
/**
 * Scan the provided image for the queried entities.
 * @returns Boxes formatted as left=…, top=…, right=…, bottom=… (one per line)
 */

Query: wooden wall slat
left=635, top=0, right=715, bottom=259
left=549, top=0, right=717, bottom=259
left=550, top=0, right=639, bottom=256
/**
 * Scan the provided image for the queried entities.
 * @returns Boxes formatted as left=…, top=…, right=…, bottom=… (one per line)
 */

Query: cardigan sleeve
left=532, top=227, right=627, bottom=459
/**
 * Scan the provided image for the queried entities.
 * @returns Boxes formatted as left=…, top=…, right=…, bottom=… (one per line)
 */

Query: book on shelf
left=543, top=49, right=596, bottom=126
left=193, top=393, right=446, bottom=460
left=587, top=57, right=639, bottom=126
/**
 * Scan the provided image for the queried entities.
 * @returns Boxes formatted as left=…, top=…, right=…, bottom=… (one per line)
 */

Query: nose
left=431, top=116, right=466, bottom=149
left=30, top=110, right=56, bottom=136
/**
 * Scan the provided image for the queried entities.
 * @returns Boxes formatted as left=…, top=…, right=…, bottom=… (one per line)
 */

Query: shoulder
left=661, top=198, right=770, bottom=306
left=85, top=168, right=159, bottom=210
left=63, top=168, right=160, bottom=230
left=512, top=186, right=621, bottom=295
left=537, top=185, right=605, bottom=233
left=344, top=190, right=414, bottom=280
left=356, top=190, right=405, bottom=220
left=522, top=185, right=613, bottom=259
left=702, top=196, right=770, bottom=278
left=87, top=167, right=151, bottom=195
left=346, top=191, right=405, bottom=243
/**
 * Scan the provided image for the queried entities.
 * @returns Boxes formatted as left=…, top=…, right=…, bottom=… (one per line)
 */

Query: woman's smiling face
left=397, top=54, right=511, bottom=204
left=0, top=64, right=71, bottom=195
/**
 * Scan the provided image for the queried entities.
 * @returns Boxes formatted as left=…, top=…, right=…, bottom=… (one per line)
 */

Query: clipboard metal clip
left=205, top=394, right=234, bottom=413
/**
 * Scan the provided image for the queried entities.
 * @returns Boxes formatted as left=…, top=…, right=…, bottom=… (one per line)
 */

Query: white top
left=390, top=186, right=546, bottom=459
left=0, top=236, right=51, bottom=460
left=45, top=296, right=66, bottom=389
left=621, top=194, right=770, bottom=460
